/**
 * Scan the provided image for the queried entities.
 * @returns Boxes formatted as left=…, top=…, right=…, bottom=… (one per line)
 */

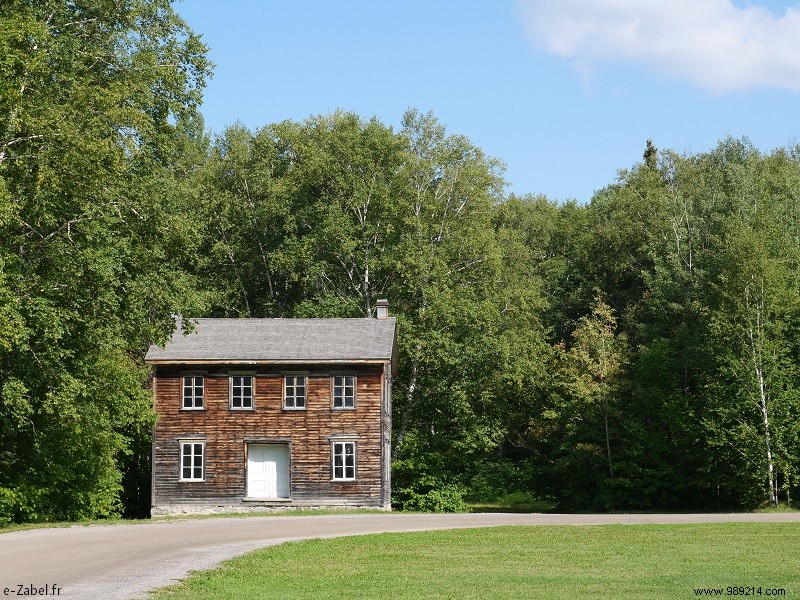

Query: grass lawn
left=150, top=522, right=800, bottom=599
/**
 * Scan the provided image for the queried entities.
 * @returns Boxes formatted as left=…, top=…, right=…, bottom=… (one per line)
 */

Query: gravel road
left=2, top=511, right=799, bottom=599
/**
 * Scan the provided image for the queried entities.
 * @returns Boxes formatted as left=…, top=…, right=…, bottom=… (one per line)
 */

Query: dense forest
left=1, top=1, right=798, bottom=522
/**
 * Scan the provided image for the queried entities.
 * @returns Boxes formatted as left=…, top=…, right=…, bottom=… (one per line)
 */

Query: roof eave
left=144, top=358, right=392, bottom=366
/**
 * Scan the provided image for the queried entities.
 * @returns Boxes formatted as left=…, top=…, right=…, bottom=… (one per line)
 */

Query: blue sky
left=177, top=0, right=800, bottom=203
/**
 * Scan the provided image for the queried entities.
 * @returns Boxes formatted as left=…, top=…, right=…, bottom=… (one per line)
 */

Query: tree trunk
left=755, top=363, right=777, bottom=505
left=362, top=250, right=371, bottom=317
left=747, top=280, right=776, bottom=506
left=394, top=346, right=419, bottom=456
left=604, top=399, right=614, bottom=478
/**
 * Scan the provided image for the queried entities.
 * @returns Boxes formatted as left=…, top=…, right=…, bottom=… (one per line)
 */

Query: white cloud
left=515, top=0, right=800, bottom=92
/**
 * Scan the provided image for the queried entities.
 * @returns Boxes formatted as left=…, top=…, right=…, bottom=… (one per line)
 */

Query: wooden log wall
left=152, top=363, right=388, bottom=508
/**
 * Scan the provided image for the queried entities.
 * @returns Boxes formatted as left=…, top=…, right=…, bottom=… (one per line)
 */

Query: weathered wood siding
left=152, top=364, right=388, bottom=509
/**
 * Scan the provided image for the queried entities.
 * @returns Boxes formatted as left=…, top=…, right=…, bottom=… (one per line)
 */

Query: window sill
left=331, top=407, right=356, bottom=411
left=282, top=407, right=307, bottom=411
left=331, top=479, right=357, bottom=483
left=229, top=407, right=255, bottom=412
left=180, top=407, right=206, bottom=411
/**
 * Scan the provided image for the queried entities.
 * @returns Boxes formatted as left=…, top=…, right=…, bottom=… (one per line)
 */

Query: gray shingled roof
left=145, top=317, right=397, bottom=363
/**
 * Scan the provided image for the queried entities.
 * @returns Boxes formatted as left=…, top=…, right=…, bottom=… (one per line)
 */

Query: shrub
left=0, top=486, right=43, bottom=525
left=466, top=460, right=534, bottom=503
left=393, top=474, right=468, bottom=513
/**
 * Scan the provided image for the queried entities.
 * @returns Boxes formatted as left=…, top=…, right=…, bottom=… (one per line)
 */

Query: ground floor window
left=180, top=441, right=204, bottom=481
left=332, top=441, right=356, bottom=480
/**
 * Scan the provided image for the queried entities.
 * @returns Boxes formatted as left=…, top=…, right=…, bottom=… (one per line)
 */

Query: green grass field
left=150, top=522, right=800, bottom=599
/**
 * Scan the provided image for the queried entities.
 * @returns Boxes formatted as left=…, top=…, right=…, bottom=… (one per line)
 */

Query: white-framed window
left=284, top=375, right=306, bottom=409
left=182, top=375, right=204, bottom=409
left=332, top=441, right=356, bottom=481
left=180, top=441, right=205, bottom=481
left=230, top=375, right=254, bottom=409
left=332, top=375, right=355, bottom=409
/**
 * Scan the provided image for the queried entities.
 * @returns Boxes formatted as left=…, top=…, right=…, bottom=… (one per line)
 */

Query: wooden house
left=144, top=302, right=396, bottom=515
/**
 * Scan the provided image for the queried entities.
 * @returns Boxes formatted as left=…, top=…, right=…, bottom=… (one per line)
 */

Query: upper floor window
left=180, top=441, right=204, bottom=481
left=332, top=375, right=355, bottom=409
left=284, top=375, right=306, bottom=409
left=182, top=375, right=204, bottom=409
left=230, top=375, right=254, bottom=409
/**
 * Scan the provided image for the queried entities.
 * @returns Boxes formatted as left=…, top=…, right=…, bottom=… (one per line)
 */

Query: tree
left=195, top=111, right=554, bottom=507
left=700, top=157, right=800, bottom=507
left=626, top=139, right=800, bottom=508
left=565, top=292, right=627, bottom=478
left=0, top=0, right=211, bottom=521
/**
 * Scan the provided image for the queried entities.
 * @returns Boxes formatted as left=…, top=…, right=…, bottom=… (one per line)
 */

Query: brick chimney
left=376, top=299, right=389, bottom=320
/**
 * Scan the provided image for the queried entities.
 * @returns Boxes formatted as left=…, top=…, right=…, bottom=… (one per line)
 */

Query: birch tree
left=705, top=218, right=798, bottom=506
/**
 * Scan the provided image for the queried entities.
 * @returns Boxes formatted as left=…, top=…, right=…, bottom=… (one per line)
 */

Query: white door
left=247, top=444, right=290, bottom=498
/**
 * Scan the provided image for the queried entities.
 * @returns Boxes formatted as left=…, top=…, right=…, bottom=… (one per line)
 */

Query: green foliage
left=465, top=460, right=535, bottom=504
left=194, top=122, right=800, bottom=513
left=392, top=471, right=468, bottom=513
left=3, top=1, right=800, bottom=519
left=503, top=139, right=800, bottom=511
left=0, top=0, right=211, bottom=522
left=197, top=110, right=552, bottom=499
left=0, top=485, right=42, bottom=524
